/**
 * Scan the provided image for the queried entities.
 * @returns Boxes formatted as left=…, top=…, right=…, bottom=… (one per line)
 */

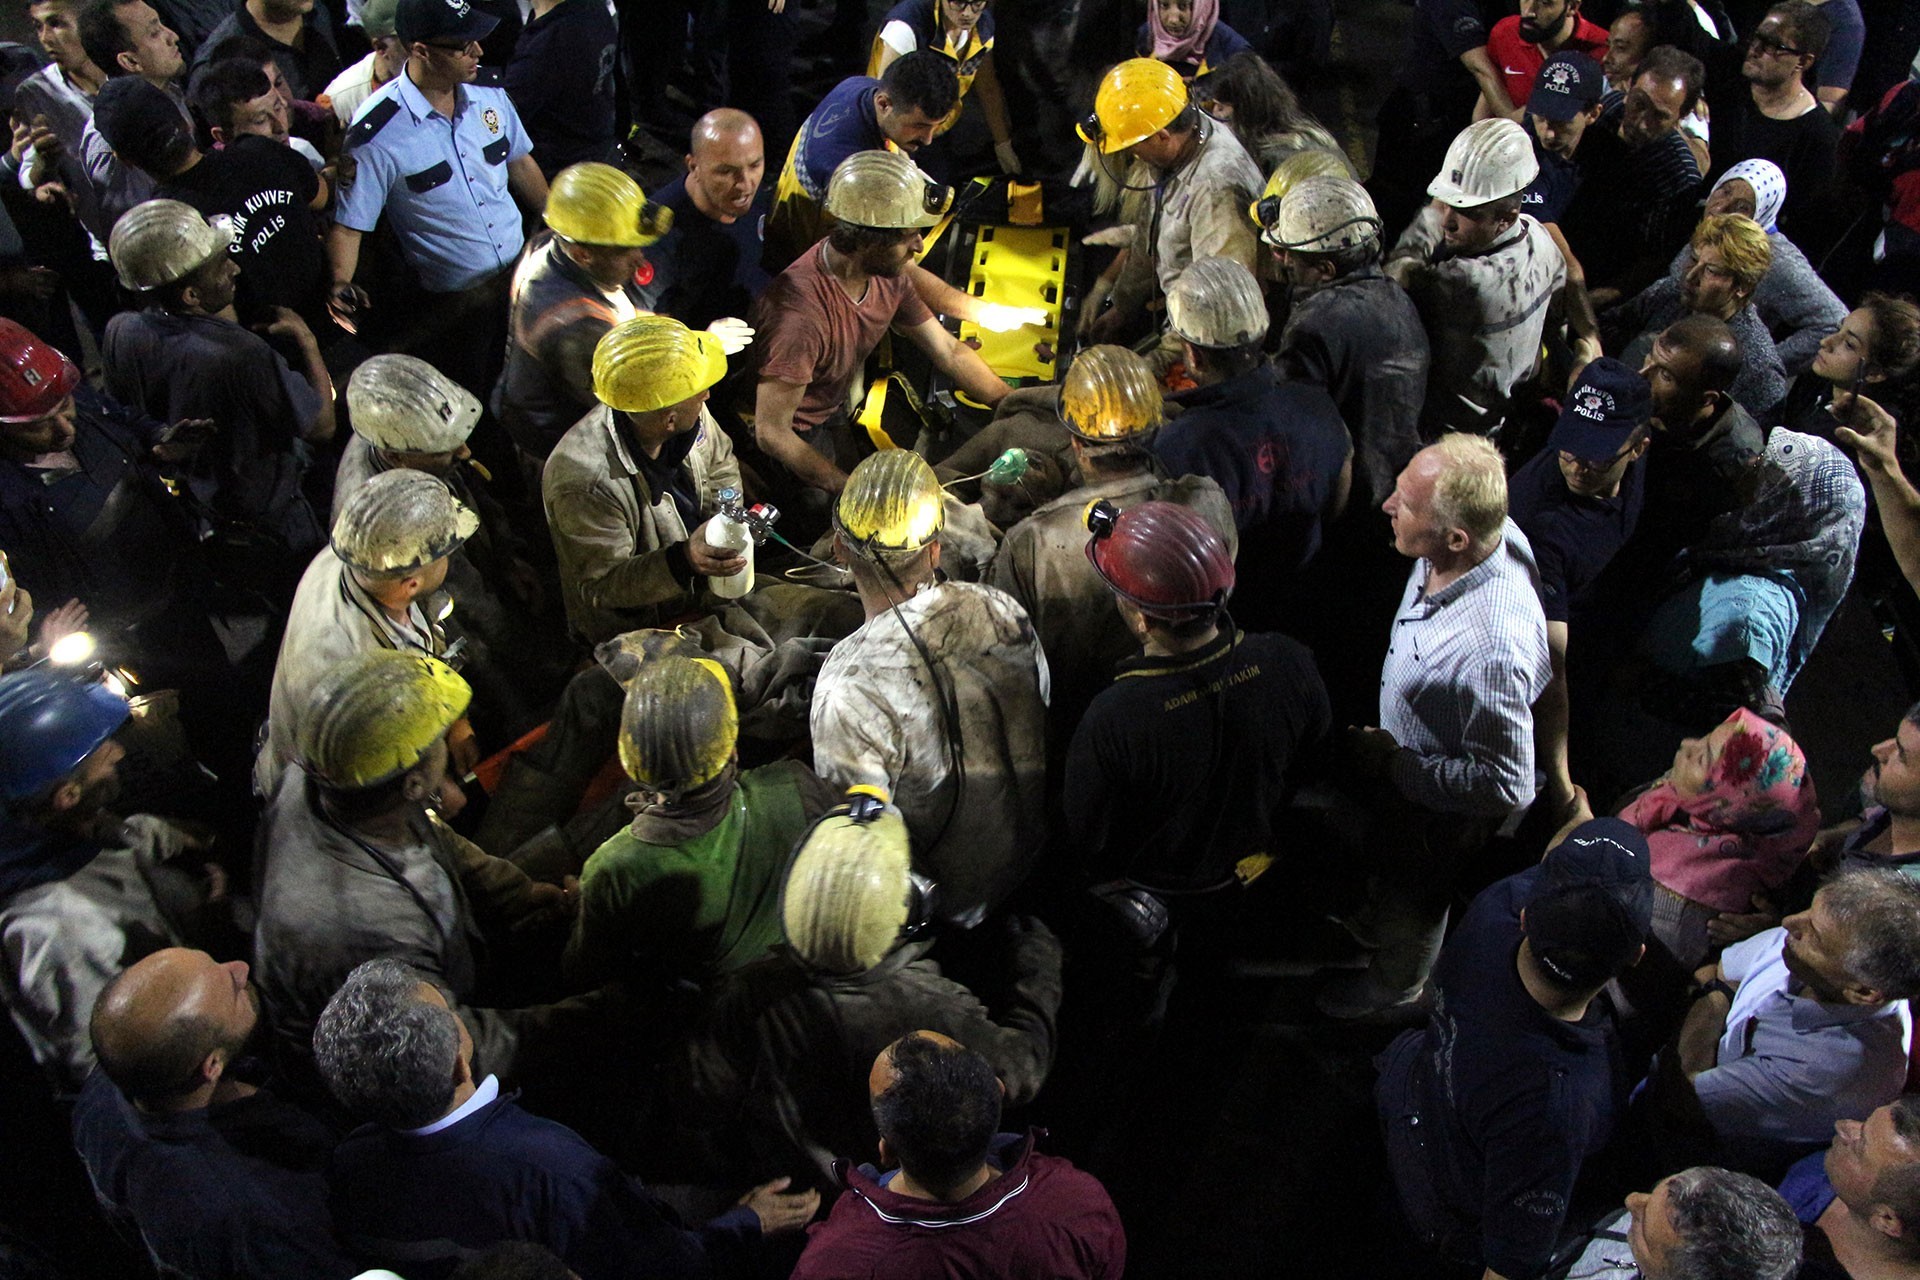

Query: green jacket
left=564, top=759, right=837, bottom=989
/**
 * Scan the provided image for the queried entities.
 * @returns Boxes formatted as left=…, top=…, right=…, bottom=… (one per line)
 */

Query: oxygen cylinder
left=705, top=487, right=754, bottom=598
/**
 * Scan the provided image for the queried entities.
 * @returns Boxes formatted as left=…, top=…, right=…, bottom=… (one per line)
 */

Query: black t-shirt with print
left=160, top=135, right=326, bottom=325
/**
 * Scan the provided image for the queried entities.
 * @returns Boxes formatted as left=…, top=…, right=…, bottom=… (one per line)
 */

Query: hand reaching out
left=738, top=1177, right=820, bottom=1233
left=1834, top=391, right=1901, bottom=476
left=975, top=302, right=1048, bottom=333
left=254, top=306, right=316, bottom=347
left=38, top=597, right=89, bottom=649
left=151, top=418, right=217, bottom=463
left=0, top=565, right=31, bottom=661
left=706, top=317, right=756, bottom=354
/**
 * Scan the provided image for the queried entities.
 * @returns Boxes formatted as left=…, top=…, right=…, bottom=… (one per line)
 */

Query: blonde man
left=1614, top=213, right=1788, bottom=420
left=1323, top=433, right=1554, bottom=1018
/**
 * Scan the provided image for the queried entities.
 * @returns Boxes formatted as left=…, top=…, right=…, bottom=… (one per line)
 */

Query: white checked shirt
left=1381, top=518, right=1551, bottom=816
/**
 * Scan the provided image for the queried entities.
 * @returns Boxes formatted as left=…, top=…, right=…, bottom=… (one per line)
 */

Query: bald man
left=647, top=109, right=774, bottom=332
left=71, top=948, right=349, bottom=1280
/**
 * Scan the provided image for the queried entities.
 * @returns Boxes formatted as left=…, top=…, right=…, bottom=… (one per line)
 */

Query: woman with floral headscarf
left=1660, top=160, right=1847, bottom=378
left=1617, top=707, right=1820, bottom=967
left=1135, top=0, right=1251, bottom=82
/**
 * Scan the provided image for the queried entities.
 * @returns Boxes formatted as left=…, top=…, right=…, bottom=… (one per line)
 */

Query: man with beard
left=750, top=150, right=1011, bottom=505
left=72, top=947, right=351, bottom=1280
left=766, top=51, right=958, bottom=270
left=0, top=670, right=226, bottom=1088
left=1825, top=706, right=1920, bottom=880
left=1478, top=0, right=1608, bottom=122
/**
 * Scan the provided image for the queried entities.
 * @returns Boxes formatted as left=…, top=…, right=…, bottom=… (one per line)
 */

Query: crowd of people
left=3, top=0, right=1920, bottom=1272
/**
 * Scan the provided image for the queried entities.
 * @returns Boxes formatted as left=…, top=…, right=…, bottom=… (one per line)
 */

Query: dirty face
left=1439, top=200, right=1514, bottom=255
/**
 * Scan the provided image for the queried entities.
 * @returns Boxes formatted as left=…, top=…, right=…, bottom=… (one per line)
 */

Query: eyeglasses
left=1748, top=30, right=1804, bottom=57
left=422, top=38, right=481, bottom=54
left=948, top=0, right=989, bottom=10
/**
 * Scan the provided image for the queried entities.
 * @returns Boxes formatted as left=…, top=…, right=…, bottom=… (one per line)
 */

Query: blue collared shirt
left=1697, top=927, right=1912, bottom=1167
left=337, top=71, right=532, bottom=292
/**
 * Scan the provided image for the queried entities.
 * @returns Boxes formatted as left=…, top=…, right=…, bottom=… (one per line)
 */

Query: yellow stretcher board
left=957, top=224, right=1067, bottom=382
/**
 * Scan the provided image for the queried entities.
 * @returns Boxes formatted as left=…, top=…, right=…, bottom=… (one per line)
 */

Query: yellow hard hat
left=1061, top=344, right=1162, bottom=442
left=617, top=655, right=738, bottom=797
left=835, top=449, right=945, bottom=554
left=591, top=314, right=729, bottom=415
left=1078, top=59, right=1188, bottom=155
left=297, top=649, right=471, bottom=790
left=781, top=791, right=912, bottom=974
left=544, top=162, right=673, bottom=248
left=1248, top=148, right=1353, bottom=230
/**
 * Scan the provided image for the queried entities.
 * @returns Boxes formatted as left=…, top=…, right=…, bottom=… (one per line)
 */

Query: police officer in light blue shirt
left=327, top=0, right=548, bottom=323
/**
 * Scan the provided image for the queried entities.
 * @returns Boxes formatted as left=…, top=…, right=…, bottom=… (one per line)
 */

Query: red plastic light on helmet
left=0, top=319, right=81, bottom=424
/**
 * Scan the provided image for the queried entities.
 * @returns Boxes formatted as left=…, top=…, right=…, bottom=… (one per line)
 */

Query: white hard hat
left=108, top=199, right=234, bottom=291
left=1427, top=118, right=1538, bottom=207
left=331, top=469, right=479, bottom=576
left=347, top=354, right=481, bottom=454
left=1165, top=256, right=1269, bottom=349
left=1264, top=175, right=1382, bottom=255
left=824, top=150, right=953, bottom=230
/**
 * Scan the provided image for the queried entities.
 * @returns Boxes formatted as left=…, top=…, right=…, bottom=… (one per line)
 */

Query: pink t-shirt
left=750, top=240, right=933, bottom=433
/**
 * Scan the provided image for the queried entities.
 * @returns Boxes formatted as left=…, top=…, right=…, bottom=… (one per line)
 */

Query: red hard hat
left=1085, top=499, right=1235, bottom=618
left=0, top=320, right=80, bottom=424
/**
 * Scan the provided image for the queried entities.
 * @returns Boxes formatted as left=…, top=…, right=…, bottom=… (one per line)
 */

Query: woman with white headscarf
left=1661, top=159, right=1847, bottom=376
